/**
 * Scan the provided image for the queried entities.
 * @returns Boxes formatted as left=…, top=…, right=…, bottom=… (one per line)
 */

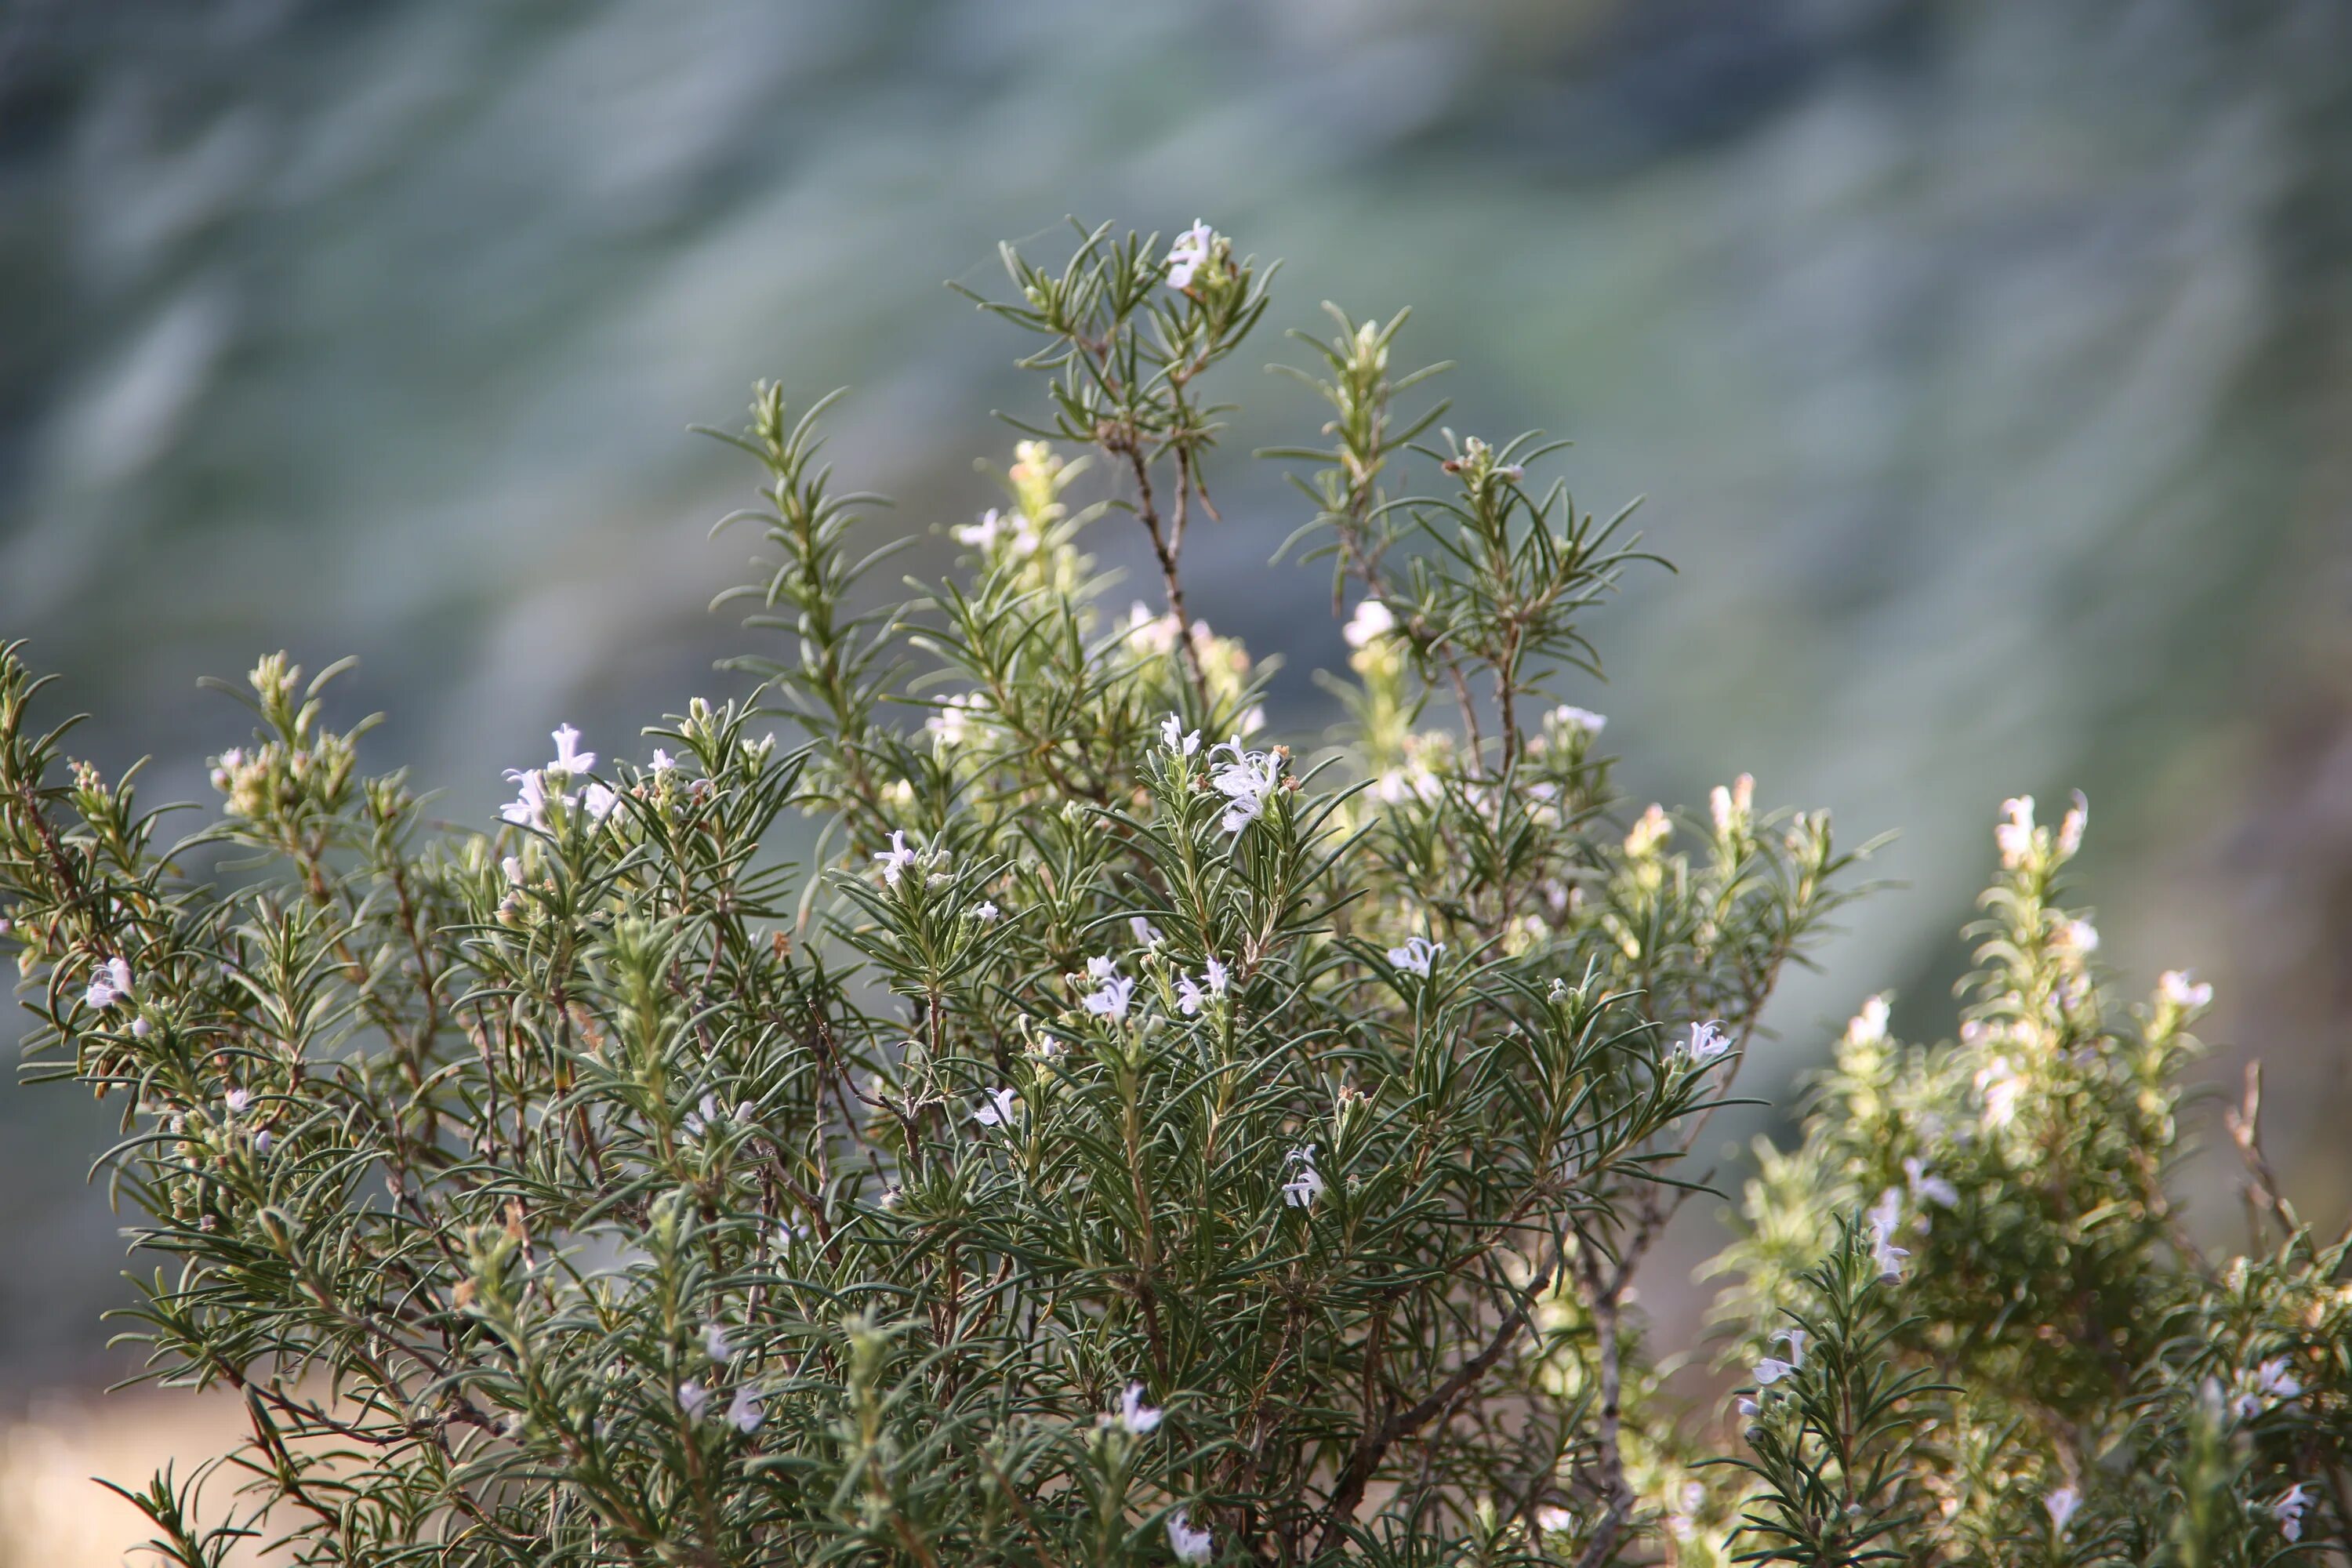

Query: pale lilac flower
left=2044, top=1486, right=2080, bottom=1534
left=131, top=1017, right=152, bottom=1039
left=1166, top=1506, right=1214, bottom=1563
left=2274, top=1483, right=2311, bottom=1541
left=1160, top=713, right=1201, bottom=756
left=1083, top=975, right=1136, bottom=1023
left=1736, top=1396, right=1760, bottom=1417
left=1387, top=937, right=1441, bottom=978
left=648, top=749, right=677, bottom=775
left=972, top=900, right=1000, bottom=923
left=1867, top=1191, right=1910, bottom=1280
left=1203, top=955, right=1229, bottom=994
left=1995, top=796, right=2035, bottom=869
left=1844, top=995, right=1890, bottom=1047
left=1904, top=1157, right=1958, bottom=1209
left=2058, top=790, right=2088, bottom=857
left=953, top=507, right=1017, bottom=550
left=548, top=725, right=596, bottom=777
left=253, top=1130, right=275, bottom=1155
left=501, top=855, right=525, bottom=887
left=85, top=955, right=134, bottom=1011
left=727, top=1385, right=764, bottom=1434
left=1281, top=1145, right=1326, bottom=1210
left=873, top=830, right=919, bottom=888
left=1209, top=739, right=1283, bottom=835
left=2159, top=969, right=2213, bottom=1009
left=2060, top=918, right=2100, bottom=955
left=972, top=1087, right=1018, bottom=1129
left=1685, top=1020, right=1731, bottom=1065
left=224, top=1087, right=252, bottom=1116
left=1342, top=600, right=1396, bottom=648
left=1534, top=1504, right=1576, bottom=1534
left=1117, top=1381, right=1163, bottom=1436
left=500, top=768, right=569, bottom=829
left=677, top=1381, right=710, bottom=1420
left=583, top=782, right=621, bottom=823
left=1976, top=1056, right=2025, bottom=1129
left=2232, top=1356, right=2303, bottom=1417
left=1176, top=975, right=1209, bottom=1016
left=1753, top=1328, right=1807, bottom=1386
left=1087, top=955, right=1119, bottom=982
left=702, top=1322, right=735, bottom=1362
left=1164, top=221, right=1214, bottom=291
left=1131, top=916, right=1163, bottom=946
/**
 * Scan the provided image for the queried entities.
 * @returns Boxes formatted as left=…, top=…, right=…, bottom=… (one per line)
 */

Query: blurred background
left=4, top=0, right=2350, bottom=1555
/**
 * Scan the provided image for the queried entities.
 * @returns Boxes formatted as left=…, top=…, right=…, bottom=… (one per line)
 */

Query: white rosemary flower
left=223, top=1087, right=252, bottom=1116
left=2059, top=918, right=2099, bottom=954
left=702, top=1322, right=735, bottom=1362
left=972, top=900, right=1000, bottom=923
left=1867, top=1191, right=1910, bottom=1280
left=1684, top=1020, right=1730, bottom=1064
left=1166, top=1506, right=1214, bottom=1563
left=1752, top=1327, right=1807, bottom=1386
left=1083, top=974, right=1136, bottom=1023
left=1164, top=221, right=1214, bottom=291
left=85, top=955, right=134, bottom=1011
left=1281, top=1145, right=1326, bottom=1209
left=1549, top=704, right=1606, bottom=736
left=677, top=1381, right=710, bottom=1420
left=1117, top=1381, right=1163, bottom=1436
left=547, top=725, right=597, bottom=777
left=648, top=748, right=676, bottom=775
left=1131, top=916, right=1163, bottom=946
left=1995, top=795, right=2035, bottom=869
left=1387, top=936, right=1442, bottom=978
left=1209, top=739, right=1283, bottom=835
left=2274, top=1482, right=2310, bottom=1541
left=1160, top=713, right=1201, bottom=756
left=1203, top=955, right=1229, bottom=994
left=583, top=782, right=621, bottom=823
left=971, top=1087, right=1018, bottom=1129
left=1904, top=1157, right=1958, bottom=1208
left=2158, top=969, right=2212, bottom=1009
left=2057, top=790, right=2088, bottom=856
left=1341, top=599, right=1396, bottom=648
left=1844, top=995, right=1889, bottom=1047
left=2044, top=1486, right=2080, bottom=1534
left=726, top=1385, right=764, bottom=1435
left=1534, top=1504, right=1576, bottom=1534
left=926, top=693, right=985, bottom=746
left=873, top=829, right=920, bottom=888
left=1976, top=1055, right=2025, bottom=1130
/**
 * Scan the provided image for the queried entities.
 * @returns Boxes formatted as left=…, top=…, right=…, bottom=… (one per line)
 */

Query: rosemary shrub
left=0, top=221, right=2340, bottom=1566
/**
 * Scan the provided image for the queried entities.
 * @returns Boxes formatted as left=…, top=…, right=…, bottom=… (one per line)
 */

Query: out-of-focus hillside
left=2, top=0, right=2347, bottom=1492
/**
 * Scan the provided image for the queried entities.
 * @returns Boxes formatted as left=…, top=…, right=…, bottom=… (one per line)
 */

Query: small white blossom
left=582, top=782, right=621, bottom=823
left=1708, top=773, right=1755, bottom=834
left=1684, top=1020, right=1731, bottom=1065
left=1976, top=1055, right=2025, bottom=1129
left=1203, top=955, right=1229, bottom=994
left=1904, top=1157, right=1958, bottom=1208
left=926, top=694, right=985, bottom=746
left=954, top=506, right=1025, bottom=551
left=1209, top=739, right=1283, bottom=835
left=1131, top=916, right=1163, bottom=946
left=253, top=1130, right=275, bottom=1155
left=971, top=900, right=1000, bottom=923
left=1535, top=1504, right=1576, bottom=1534
left=1087, top=955, right=1119, bottom=982
left=2274, top=1482, right=2311, bottom=1541
left=2060, top=918, right=2100, bottom=955
left=1549, top=704, right=1606, bottom=736
left=1117, top=1381, right=1163, bottom=1435
left=131, top=1017, right=152, bottom=1039
left=1387, top=937, right=1442, bottom=978
left=2159, top=969, right=2212, bottom=1009
left=2232, top=1356, right=2303, bottom=1417
left=1845, top=995, right=1889, bottom=1047
left=2058, top=790, right=2088, bottom=856
left=1164, top=221, right=1214, bottom=291
left=1867, top=1190, right=1910, bottom=1280
left=1083, top=975, right=1136, bottom=1023
left=501, top=855, right=525, bottom=887
left=1166, top=1506, right=1214, bottom=1563
left=548, top=725, right=596, bottom=777
left=1281, top=1145, right=1326, bottom=1209
left=1342, top=600, right=1396, bottom=648
left=727, top=1385, right=765, bottom=1434
left=648, top=748, right=677, bottom=775
left=85, top=955, right=134, bottom=1011
left=224, top=1087, right=252, bottom=1116
left=2044, top=1486, right=2080, bottom=1534
left=1996, top=796, right=2035, bottom=869
left=972, top=1087, right=1018, bottom=1129
left=702, top=1322, right=735, bottom=1362
left=873, top=830, right=920, bottom=888
left=1753, top=1327, right=1806, bottom=1385
left=677, top=1381, right=710, bottom=1420
left=1160, top=713, right=1201, bottom=756
left=500, top=768, right=569, bottom=829
left=1176, top=975, right=1209, bottom=1016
